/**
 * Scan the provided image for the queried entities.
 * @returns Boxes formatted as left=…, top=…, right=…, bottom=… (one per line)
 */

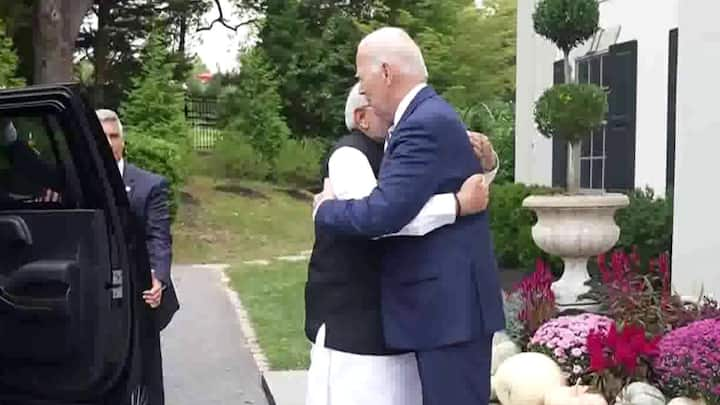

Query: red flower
left=587, top=329, right=609, bottom=372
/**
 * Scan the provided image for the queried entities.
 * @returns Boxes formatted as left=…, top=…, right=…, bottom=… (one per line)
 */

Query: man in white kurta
left=306, top=83, right=498, bottom=405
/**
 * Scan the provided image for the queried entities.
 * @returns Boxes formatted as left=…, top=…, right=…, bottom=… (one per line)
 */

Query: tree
left=218, top=47, right=289, bottom=164
left=121, top=30, right=189, bottom=148
left=34, top=0, right=94, bottom=83
left=120, top=29, right=190, bottom=218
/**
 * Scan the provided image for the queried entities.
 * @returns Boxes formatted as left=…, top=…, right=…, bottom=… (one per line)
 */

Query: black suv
left=0, top=85, right=163, bottom=404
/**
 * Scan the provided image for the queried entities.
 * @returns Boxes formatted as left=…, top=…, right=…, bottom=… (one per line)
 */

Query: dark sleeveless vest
left=304, top=131, right=403, bottom=355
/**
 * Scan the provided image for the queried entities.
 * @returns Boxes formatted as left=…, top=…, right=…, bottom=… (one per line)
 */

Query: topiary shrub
left=534, top=83, right=608, bottom=143
left=533, top=0, right=600, bottom=55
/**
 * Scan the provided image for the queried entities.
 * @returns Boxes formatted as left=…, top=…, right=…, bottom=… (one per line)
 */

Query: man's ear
left=354, top=109, right=369, bottom=131
left=381, top=62, right=392, bottom=85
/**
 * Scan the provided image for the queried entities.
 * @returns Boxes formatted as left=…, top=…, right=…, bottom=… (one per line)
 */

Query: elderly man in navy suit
left=313, top=27, right=504, bottom=405
left=96, top=109, right=177, bottom=326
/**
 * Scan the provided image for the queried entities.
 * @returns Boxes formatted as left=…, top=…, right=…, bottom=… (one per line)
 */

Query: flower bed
left=493, top=247, right=720, bottom=405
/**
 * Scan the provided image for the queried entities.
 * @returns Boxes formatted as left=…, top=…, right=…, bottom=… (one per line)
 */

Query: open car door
left=0, top=85, right=162, bottom=404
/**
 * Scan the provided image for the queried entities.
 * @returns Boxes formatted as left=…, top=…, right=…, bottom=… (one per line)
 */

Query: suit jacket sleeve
left=145, top=179, right=172, bottom=285
left=315, top=119, right=441, bottom=237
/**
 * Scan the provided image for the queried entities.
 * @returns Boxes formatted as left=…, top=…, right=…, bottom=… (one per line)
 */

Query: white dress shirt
left=117, top=159, right=125, bottom=178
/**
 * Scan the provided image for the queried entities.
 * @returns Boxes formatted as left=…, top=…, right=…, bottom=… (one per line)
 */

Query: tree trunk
left=178, top=15, right=188, bottom=55
left=33, top=0, right=94, bottom=84
left=94, top=1, right=111, bottom=106
left=566, top=140, right=582, bottom=194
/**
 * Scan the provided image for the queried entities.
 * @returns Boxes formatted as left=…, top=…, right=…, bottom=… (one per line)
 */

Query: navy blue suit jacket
left=315, top=86, right=505, bottom=350
left=123, top=163, right=172, bottom=286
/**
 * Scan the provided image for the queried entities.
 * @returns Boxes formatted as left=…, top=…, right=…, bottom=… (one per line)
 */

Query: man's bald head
left=358, top=27, right=428, bottom=80
left=355, top=27, right=428, bottom=123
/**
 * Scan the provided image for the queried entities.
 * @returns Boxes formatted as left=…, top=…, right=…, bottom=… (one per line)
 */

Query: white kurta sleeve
left=327, top=146, right=457, bottom=238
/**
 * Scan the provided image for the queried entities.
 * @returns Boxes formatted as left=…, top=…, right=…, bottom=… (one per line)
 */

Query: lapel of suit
left=123, top=163, right=137, bottom=203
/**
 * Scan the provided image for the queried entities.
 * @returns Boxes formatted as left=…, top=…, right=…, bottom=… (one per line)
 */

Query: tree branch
left=196, top=0, right=258, bottom=32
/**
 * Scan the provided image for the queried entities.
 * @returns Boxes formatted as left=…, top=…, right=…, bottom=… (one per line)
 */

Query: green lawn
left=174, top=176, right=312, bottom=369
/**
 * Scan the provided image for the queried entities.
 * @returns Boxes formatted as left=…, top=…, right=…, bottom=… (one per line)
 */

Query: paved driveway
left=161, top=264, right=269, bottom=405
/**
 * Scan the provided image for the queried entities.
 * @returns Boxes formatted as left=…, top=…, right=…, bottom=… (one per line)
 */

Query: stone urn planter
left=522, top=193, right=629, bottom=310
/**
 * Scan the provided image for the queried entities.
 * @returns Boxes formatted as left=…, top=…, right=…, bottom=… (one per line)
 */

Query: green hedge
left=124, top=132, right=185, bottom=220
left=490, top=183, right=674, bottom=271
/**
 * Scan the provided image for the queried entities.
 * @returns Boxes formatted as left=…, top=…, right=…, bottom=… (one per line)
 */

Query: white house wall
left=515, top=0, right=678, bottom=194
left=672, top=0, right=720, bottom=299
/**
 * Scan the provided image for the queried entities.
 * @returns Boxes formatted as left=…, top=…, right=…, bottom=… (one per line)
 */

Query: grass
left=228, top=261, right=310, bottom=370
left=173, top=176, right=313, bottom=264
left=173, top=175, right=313, bottom=369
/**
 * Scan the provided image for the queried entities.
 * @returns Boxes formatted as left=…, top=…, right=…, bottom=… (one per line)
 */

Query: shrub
left=490, top=183, right=672, bottom=271
left=275, top=138, right=327, bottom=188
left=615, top=187, right=673, bottom=261
left=533, top=0, right=600, bottom=55
left=218, top=48, right=290, bottom=166
left=652, top=318, right=720, bottom=403
left=489, top=183, right=560, bottom=270
left=211, top=131, right=271, bottom=181
left=534, top=83, right=608, bottom=143
left=529, top=313, right=614, bottom=384
left=124, top=132, right=183, bottom=220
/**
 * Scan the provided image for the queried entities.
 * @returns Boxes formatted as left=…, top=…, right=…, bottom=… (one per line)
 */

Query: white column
left=672, top=0, right=720, bottom=299
left=514, top=0, right=555, bottom=186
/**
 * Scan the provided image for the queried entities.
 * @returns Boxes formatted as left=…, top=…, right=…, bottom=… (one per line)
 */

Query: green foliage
left=211, top=131, right=272, bottom=181
left=124, top=132, right=183, bottom=219
left=218, top=48, right=290, bottom=164
left=0, top=18, right=24, bottom=88
left=460, top=101, right=515, bottom=184
left=120, top=30, right=190, bottom=218
left=532, top=0, right=600, bottom=54
left=275, top=138, right=327, bottom=188
left=490, top=183, right=673, bottom=271
left=121, top=31, right=190, bottom=149
left=490, top=183, right=560, bottom=270
left=534, top=83, right=608, bottom=143
left=615, top=187, right=674, bottom=261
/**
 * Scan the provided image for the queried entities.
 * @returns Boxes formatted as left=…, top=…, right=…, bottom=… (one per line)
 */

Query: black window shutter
left=666, top=29, right=678, bottom=193
left=605, top=40, right=638, bottom=191
left=551, top=60, right=567, bottom=188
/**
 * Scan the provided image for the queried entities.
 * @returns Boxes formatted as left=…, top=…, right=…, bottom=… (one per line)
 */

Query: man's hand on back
left=467, top=131, right=496, bottom=172
left=313, top=178, right=336, bottom=217
left=455, top=174, right=489, bottom=216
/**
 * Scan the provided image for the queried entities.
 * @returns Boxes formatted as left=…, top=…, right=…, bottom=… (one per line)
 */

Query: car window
left=0, top=114, right=78, bottom=209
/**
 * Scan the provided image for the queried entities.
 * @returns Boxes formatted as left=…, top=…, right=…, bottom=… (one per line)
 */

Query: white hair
left=359, top=27, right=428, bottom=80
left=95, top=109, right=124, bottom=138
left=344, top=82, right=368, bottom=131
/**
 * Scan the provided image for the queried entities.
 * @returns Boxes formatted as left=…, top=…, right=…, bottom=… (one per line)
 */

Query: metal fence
left=185, top=96, right=221, bottom=151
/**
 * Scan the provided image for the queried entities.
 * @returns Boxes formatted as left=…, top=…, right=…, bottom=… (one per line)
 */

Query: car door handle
left=0, top=260, right=75, bottom=318
left=0, top=215, right=33, bottom=247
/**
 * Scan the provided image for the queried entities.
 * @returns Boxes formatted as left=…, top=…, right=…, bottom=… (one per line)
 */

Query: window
left=0, top=114, right=76, bottom=208
left=576, top=53, right=610, bottom=190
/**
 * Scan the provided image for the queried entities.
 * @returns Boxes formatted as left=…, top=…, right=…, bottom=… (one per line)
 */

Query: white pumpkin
left=492, top=330, right=511, bottom=347
left=615, top=382, right=666, bottom=405
left=544, top=385, right=608, bottom=405
left=668, top=398, right=707, bottom=405
left=493, top=352, right=566, bottom=405
left=490, top=376, right=497, bottom=401
left=491, top=341, right=521, bottom=375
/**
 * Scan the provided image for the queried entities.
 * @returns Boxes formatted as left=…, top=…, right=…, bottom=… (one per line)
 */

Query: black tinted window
left=0, top=115, right=76, bottom=208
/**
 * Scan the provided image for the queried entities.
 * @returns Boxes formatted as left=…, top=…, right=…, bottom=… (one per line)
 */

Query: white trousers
left=305, top=325, right=422, bottom=405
